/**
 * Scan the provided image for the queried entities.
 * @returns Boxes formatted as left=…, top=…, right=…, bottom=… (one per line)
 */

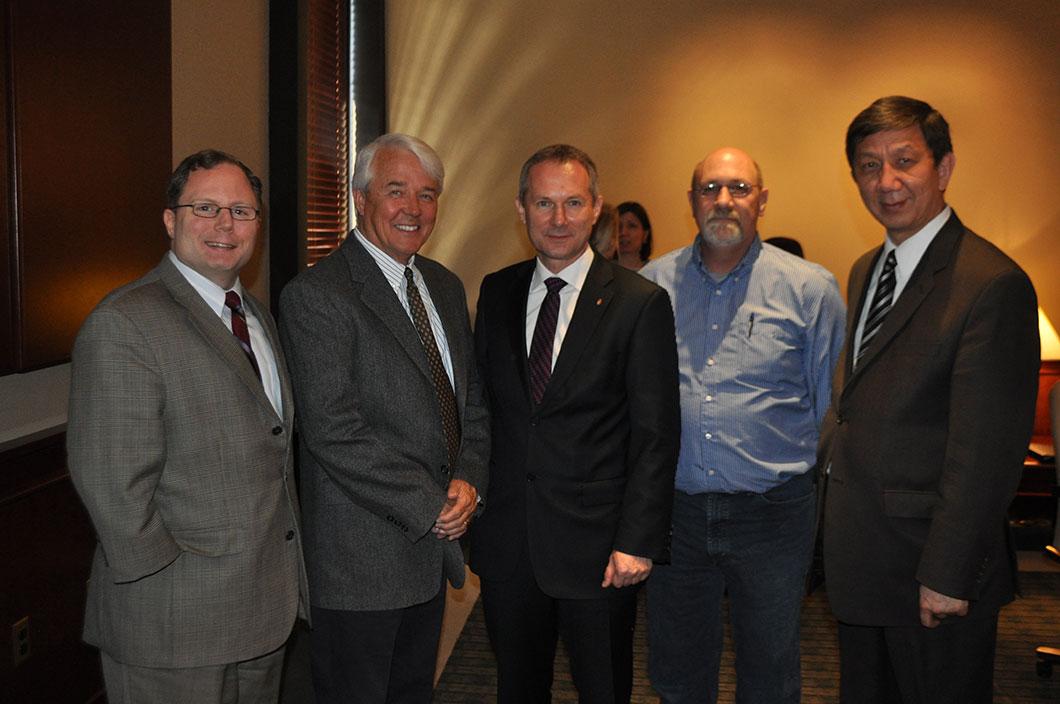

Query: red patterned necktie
left=224, top=290, right=262, bottom=381
left=528, top=277, right=566, bottom=404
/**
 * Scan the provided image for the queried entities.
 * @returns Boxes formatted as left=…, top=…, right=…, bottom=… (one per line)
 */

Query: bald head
left=689, top=147, right=769, bottom=265
left=690, top=147, right=763, bottom=191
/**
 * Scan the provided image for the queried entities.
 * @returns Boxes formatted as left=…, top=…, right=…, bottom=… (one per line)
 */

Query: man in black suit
left=471, top=144, right=680, bottom=703
left=820, top=96, right=1040, bottom=703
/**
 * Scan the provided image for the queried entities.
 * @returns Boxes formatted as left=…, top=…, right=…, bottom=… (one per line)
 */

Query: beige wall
left=172, top=0, right=271, bottom=300
left=1, top=1, right=271, bottom=443
left=386, top=0, right=1060, bottom=323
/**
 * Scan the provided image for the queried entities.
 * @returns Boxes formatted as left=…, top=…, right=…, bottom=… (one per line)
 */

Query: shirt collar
left=354, top=227, right=418, bottom=289
left=883, top=205, right=951, bottom=274
left=532, top=244, right=594, bottom=293
left=691, top=234, right=762, bottom=282
left=167, top=250, right=244, bottom=316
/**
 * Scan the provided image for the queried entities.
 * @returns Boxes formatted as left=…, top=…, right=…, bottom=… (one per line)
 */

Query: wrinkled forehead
left=694, top=152, right=759, bottom=186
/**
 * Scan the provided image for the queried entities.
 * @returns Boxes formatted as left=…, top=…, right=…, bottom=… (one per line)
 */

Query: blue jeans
left=647, top=472, right=816, bottom=704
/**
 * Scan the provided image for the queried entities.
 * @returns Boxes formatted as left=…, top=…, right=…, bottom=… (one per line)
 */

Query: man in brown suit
left=820, top=96, right=1039, bottom=703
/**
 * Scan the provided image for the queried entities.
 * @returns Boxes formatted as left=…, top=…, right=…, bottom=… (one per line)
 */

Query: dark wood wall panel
left=3, top=0, right=172, bottom=372
left=0, top=433, right=102, bottom=703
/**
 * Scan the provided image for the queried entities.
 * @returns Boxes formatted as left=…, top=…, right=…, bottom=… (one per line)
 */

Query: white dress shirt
left=353, top=229, right=455, bottom=387
left=168, top=251, right=283, bottom=416
left=853, top=206, right=951, bottom=359
left=524, top=245, right=594, bottom=369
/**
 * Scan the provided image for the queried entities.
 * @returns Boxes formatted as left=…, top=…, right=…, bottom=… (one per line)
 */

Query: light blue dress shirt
left=641, top=236, right=845, bottom=494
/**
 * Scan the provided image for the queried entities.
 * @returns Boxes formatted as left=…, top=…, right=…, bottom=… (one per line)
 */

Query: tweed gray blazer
left=68, top=255, right=308, bottom=668
left=279, top=235, right=489, bottom=611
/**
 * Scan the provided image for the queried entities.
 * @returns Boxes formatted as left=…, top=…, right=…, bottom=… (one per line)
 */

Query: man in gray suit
left=68, top=150, right=307, bottom=703
left=279, top=133, right=490, bottom=703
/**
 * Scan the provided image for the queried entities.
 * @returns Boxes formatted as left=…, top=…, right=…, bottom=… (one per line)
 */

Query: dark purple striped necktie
left=855, top=249, right=897, bottom=368
left=224, top=290, right=262, bottom=381
left=528, top=277, right=566, bottom=404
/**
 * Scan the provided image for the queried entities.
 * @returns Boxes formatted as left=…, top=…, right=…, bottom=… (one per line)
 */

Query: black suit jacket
left=470, top=252, right=680, bottom=599
left=819, top=211, right=1039, bottom=626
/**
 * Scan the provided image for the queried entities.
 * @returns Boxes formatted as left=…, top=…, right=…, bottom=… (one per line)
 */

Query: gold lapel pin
left=596, top=298, right=603, bottom=306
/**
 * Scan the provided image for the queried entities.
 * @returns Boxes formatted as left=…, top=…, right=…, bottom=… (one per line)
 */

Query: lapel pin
left=596, top=298, right=603, bottom=306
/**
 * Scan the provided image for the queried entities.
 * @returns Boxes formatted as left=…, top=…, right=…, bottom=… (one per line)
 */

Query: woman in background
left=590, top=202, right=617, bottom=260
left=616, top=201, right=652, bottom=270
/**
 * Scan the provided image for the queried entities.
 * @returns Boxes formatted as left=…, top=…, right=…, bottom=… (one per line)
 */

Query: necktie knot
left=404, top=267, right=416, bottom=285
left=545, top=277, right=566, bottom=295
left=225, top=290, right=244, bottom=313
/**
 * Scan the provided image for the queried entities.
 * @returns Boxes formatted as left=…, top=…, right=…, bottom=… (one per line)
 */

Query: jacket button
left=285, top=530, right=295, bottom=541
left=835, top=414, right=844, bottom=425
left=272, top=426, right=284, bottom=435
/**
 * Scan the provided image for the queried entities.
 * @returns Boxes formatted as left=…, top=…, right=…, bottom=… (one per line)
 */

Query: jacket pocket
left=882, top=490, right=938, bottom=518
left=578, top=477, right=627, bottom=507
left=171, top=525, right=245, bottom=556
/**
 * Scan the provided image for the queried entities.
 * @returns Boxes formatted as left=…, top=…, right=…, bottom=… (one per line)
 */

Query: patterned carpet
left=434, top=573, right=1060, bottom=703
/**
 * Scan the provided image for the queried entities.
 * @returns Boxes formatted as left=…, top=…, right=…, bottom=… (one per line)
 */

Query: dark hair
left=517, top=144, right=599, bottom=205
left=616, top=200, right=652, bottom=262
left=764, top=236, right=804, bottom=258
left=166, top=149, right=263, bottom=208
left=845, top=96, right=952, bottom=169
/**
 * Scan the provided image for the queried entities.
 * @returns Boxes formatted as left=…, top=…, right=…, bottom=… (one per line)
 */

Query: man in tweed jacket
left=68, top=150, right=307, bottom=703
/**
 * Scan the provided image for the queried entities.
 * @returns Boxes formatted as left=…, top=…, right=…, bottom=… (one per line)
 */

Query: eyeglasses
left=172, top=202, right=260, bottom=221
left=693, top=181, right=759, bottom=200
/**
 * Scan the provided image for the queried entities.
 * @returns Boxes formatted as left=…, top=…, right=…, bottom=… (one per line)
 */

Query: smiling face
left=852, top=125, right=954, bottom=245
left=689, top=148, right=767, bottom=252
left=517, top=160, right=602, bottom=273
left=353, top=147, right=439, bottom=264
left=163, top=163, right=259, bottom=290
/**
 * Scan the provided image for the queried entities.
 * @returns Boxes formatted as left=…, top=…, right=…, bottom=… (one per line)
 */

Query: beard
left=701, top=217, right=745, bottom=248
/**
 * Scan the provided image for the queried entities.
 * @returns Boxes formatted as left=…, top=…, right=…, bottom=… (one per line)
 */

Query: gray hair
left=351, top=133, right=445, bottom=193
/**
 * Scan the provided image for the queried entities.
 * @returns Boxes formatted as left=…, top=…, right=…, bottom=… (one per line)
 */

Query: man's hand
left=432, top=479, right=477, bottom=541
left=918, top=584, right=968, bottom=628
left=601, top=550, right=652, bottom=588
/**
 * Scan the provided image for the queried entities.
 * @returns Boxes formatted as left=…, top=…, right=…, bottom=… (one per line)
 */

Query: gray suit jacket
left=279, top=235, right=489, bottom=611
left=68, top=255, right=308, bottom=668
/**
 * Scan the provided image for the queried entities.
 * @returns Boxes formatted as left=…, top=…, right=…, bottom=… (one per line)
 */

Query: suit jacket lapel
left=543, top=253, right=614, bottom=405
left=507, top=262, right=536, bottom=404
left=844, top=212, right=964, bottom=388
left=157, top=256, right=277, bottom=417
left=341, top=237, right=434, bottom=383
left=243, top=292, right=290, bottom=425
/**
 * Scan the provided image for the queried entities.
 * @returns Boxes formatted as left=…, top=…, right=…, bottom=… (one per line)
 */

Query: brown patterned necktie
left=528, top=277, right=566, bottom=404
left=404, top=267, right=461, bottom=467
left=224, top=290, right=262, bottom=381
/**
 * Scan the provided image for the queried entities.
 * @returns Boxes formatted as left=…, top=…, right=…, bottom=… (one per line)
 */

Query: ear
left=352, top=189, right=366, bottom=218
left=515, top=196, right=527, bottom=224
left=591, top=195, right=603, bottom=224
left=163, top=208, right=176, bottom=240
left=757, top=188, right=769, bottom=217
left=936, top=152, right=955, bottom=191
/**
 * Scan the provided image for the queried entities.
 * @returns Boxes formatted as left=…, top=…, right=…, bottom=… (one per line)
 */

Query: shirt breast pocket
left=734, top=318, right=803, bottom=379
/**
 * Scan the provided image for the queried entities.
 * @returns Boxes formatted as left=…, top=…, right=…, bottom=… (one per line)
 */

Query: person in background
left=590, top=201, right=618, bottom=259
left=68, top=150, right=307, bottom=703
left=764, top=235, right=804, bottom=258
left=641, top=146, right=845, bottom=704
left=616, top=200, right=653, bottom=270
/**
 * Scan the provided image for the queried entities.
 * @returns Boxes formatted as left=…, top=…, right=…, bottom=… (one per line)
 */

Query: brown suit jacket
left=819, top=211, right=1039, bottom=626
